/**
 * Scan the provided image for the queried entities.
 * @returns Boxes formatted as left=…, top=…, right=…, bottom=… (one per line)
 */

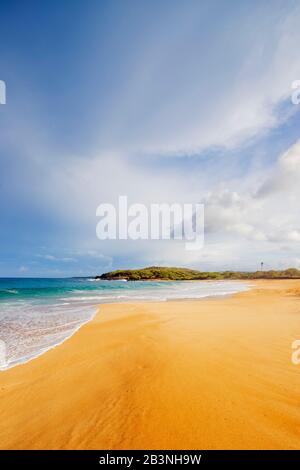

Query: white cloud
left=287, top=230, right=300, bottom=242
left=2, top=2, right=300, bottom=274
left=256, top=140, right=300, bottom=196
left=19, top=266, right=28, bottom=273
left=96, top=3, right=300, bottom=156
left=202, top=139, right=300, bottom=251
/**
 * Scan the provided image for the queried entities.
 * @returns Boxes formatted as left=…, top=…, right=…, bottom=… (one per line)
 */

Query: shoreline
left=0, top=307, right=98, bottom=372
left=0, top=280, right=299, bottom=449
left=1, top=280, right=250, bottom=372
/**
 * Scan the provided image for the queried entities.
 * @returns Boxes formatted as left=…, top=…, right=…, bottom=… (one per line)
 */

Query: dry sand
left=0, top=280, right=299, bottom=449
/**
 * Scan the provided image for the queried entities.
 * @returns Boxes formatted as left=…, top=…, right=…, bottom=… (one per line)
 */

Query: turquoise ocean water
left=0, top=277, right=249, bottom=370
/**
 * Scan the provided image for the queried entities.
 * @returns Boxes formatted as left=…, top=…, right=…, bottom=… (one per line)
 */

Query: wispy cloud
left=36, top=254, right=77, bottom=263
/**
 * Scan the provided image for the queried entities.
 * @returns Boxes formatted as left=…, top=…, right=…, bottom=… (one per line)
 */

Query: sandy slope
left=0, top=280, right=299, bottom=449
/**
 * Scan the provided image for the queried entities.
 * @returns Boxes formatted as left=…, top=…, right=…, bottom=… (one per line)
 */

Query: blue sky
left=1, top=0, right=300, bottom=276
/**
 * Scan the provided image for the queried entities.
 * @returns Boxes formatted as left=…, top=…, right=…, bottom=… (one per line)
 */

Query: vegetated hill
left=96, top=266, right=300, bottom=281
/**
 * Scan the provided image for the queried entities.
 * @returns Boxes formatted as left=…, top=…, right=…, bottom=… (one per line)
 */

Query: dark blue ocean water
left=0, top=277, right=249, bottom=370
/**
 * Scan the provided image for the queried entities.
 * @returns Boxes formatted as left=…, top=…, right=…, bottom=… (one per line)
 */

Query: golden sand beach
left=0, top=280, right=299, bottom=450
